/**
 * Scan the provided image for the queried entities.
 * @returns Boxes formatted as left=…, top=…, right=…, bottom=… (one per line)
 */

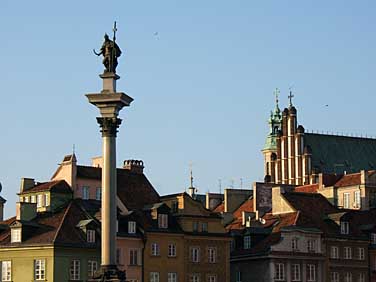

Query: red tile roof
left=213, top=202, right=224, bottom=213
left=226, top=198, right=255, bottom=230
left=19, top=180, right=72, bottom=195
left=334, top=173, right=361, bottom=187
left=294, top=184, right=319, bottom=193
left=0, top=200, right=100, bottom=247
left=262, top=212, right=299, bottom=232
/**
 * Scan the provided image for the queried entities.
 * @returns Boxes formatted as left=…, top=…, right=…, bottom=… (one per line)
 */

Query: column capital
left=97, top=117, right=122, bottom=137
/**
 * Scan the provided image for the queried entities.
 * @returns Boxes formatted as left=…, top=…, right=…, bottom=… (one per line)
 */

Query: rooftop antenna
left=218, top=179, right=222, bottom=194
left=72, top=144, right=76, bottom=155
left=189, top=161, right=194, bottom=188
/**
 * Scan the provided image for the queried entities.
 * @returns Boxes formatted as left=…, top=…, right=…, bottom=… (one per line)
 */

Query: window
left=274, top=263, right=285, bottom=281
left=330, top=246, right=339, bottom=259
left=151, top=243, right=160, bottom=256
left=35, top=259, right=46, bottom=281
left=37, top=194, right=44, bottom=208
left=344, top=247, right=352, bottom=259
left=88, top=260, right=98, bottom=278
left=291, top=264, right=300, bottom=281
left=190, top=274, right=200, bottom=282
left=190, top=247, right=200, bottom=262
left=82, top=186, right=90, bottom=200
left=307, top=264, right=316, bottom=281
left=354, top=191, right=361, bottom=208
left=344, top=193, right=350, bottom=208
left=11, top=228, right=21, bottom=243
left=331, top=272, right=339, bottom=282
left=344, top=272, right=352, bottom=282
left=150, top=272, right=159, bottom=282
left=291, top=238, right=298, bottom=251
left=371, top=233, right=376, bottom=244
left=172, top=201, right=179, bottom=213
left=129, top=249, right=139, bottom=265
left=236, top=271, right=242, bottom=282
left=168, top=272, right=177, bottom=282
left=116, top=248, right=122, bottom=265
left=168, top=243, right=176, bottom=257
left=44, top=194, right=50, bottom=207
left=31, top=195, right=36, bottom=203
left=208, top=275, right=217, bottom=282
left=2, top=261, right=11, bottom=281
left=193, top=222, right=199, bottom=232
left=24, top=196, right=29, bottom=203
left=244, top=236, right=251, bottom=249
left=128, top=221, right=136, bottom=234
left=357, top=247, right=365, bottom=260
left=202, top=222, right=208, bottom=233
left=208, top=247, right=216, bottom=263
left=341, top=221, right=350, bottom=235
left=307, top=239, right=316, bottom=252
left=158, top=214, right=168, bottom=229
left=70, top=259, right=80, bottom=280
left=87, top=230, right=95, bottom=243
left=96, top=187, right=101, bottom=200
left=358, top=273, right=365, bottom=282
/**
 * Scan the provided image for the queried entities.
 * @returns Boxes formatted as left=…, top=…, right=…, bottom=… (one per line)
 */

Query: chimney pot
left=123, top=159, right=144, bottom=174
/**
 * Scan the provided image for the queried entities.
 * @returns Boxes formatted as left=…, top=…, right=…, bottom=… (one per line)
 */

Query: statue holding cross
left=94, top=22, right=122, bottom=73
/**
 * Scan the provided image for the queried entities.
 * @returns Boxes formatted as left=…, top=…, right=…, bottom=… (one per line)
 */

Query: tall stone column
left=86, top=71, right=133, bottom=281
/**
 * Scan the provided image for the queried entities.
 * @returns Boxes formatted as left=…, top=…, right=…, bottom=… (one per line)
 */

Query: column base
left=88, top=265, right=126, bottom=282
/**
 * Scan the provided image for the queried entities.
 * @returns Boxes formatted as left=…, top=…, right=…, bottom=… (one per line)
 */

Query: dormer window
left=172, top=201, right=179, bottom=213
left=87, top=230, right=95, bottom=243
left=128, top=221, right=136, bottom=234
left=341, top=221, right=350, bottom=235
left=201, top=222, right=208, bottom=233
left=158, top=214, right=168, bottom=229
left=11, top=228, right=21, bottom=243
left=31, top=195, right=36, bottom=203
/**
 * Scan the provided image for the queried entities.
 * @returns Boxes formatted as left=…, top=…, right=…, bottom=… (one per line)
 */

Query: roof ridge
left=52, top=201, right=73, bottom=243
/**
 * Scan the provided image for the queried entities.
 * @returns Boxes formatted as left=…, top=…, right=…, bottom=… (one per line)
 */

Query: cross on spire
left=288, top=88, right=294, bottom=107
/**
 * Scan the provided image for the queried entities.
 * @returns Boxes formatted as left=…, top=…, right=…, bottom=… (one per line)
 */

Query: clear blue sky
left=1, top=1, right=375, bottom=217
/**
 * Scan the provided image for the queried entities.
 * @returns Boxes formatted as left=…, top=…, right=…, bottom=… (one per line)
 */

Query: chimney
left=92, top=156, right=103, bottom=168
left=123, top=160, right=144, bottom=174
left=16, top=202, right=37, bottom=221
left=360, top=170, right=367, bottom=184
left=20, top=178, right=35, bottom=193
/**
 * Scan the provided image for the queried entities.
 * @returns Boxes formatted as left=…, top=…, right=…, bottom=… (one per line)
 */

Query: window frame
left=167, top=272, right=177, bottom=282
left=330, top=246, right=339, bottom=259
left=82, top=186, right=90, bottom=200
left=129, top=248, right=139, bottom=266
left=158, top=214, right=168, bottom=229
left=95, top=187, right=101, bottom=200
left=168, top=243, right=177, bottom=257
left=354, top=191, right=361, bottom=208
left=11, top=228, right=21, bottom=243
left=274, top=263, right=285, bottom=281
left=307, top=264, right=316, bottom=281
left=291, top=264, right=300, bottom=281
left=357, top=247, right=365, bottom=260
left=330, top=272, right=339, bottom=282
left=343, top=192, right=350, bottom=209
left=344, top=247, right=352, bottom=259
left=69, top=259, right=80, bottom=281
left=87, top=260, right=98, bottom=278
left=150, top=272, right=160, bottom=282
left=128, top=221, right=136, bottom=234
left=190, top=246, right=200, bottom=263
left=341, top=221, right=350, bottom=235
left=243, top=235, right=251, bottom=249
left=87, top=229, right=96, bottom=243
left=1, top=260, right=12, bottom=282
left=208, top=247, right=217, bottom=263
left=151, top=243, right=160, bottom=256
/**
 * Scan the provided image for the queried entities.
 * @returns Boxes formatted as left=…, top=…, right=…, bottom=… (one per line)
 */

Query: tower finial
left=274, top=88, right=280, bottom=108
left=288, top=87, right=294, bottom=107
left=189, top=162, right=194, bottom=188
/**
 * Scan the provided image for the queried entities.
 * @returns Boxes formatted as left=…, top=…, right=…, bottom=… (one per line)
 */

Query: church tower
left=262, top=89, right=282, bottom=182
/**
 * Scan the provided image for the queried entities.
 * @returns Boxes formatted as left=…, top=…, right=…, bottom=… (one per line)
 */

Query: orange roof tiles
left=295, top=184, right=319, bottom=193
